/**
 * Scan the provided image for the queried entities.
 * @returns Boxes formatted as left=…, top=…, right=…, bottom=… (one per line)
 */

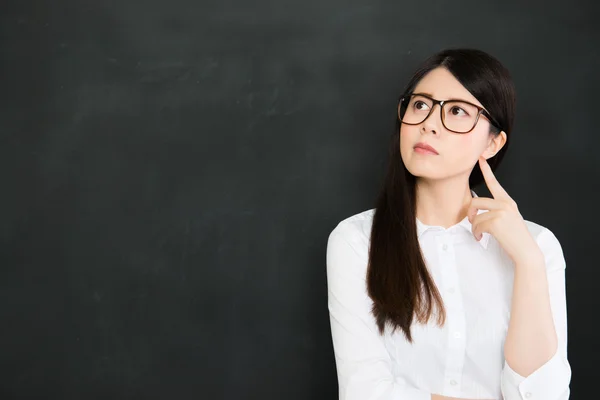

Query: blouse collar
left=416, top=190, right=490, bottom=249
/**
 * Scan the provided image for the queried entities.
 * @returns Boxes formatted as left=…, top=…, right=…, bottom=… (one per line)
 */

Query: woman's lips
left=414, top=142, right=439, bottom=155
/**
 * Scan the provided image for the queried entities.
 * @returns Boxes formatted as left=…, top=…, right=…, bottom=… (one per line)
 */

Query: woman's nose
left=421, top=104, right=443, bottom=134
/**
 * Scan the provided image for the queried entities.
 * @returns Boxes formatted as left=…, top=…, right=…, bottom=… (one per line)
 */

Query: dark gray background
left=1, top=0, right=597, bottom=399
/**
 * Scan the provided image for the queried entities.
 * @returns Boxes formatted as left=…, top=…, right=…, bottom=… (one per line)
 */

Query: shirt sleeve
left=500, top=228, right=572, bottom=400
left=326, top=227, right=431, bottom=400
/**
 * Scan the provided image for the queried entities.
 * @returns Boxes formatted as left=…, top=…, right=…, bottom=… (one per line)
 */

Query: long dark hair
left=367, top=49, right=516, bottom=342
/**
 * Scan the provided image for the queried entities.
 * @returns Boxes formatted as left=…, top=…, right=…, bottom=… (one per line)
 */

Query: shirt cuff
left=500, top=350, right=571, bottom=400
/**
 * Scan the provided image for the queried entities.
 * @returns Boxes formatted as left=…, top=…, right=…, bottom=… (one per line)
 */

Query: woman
left=326, top=49, right=572, bottom=400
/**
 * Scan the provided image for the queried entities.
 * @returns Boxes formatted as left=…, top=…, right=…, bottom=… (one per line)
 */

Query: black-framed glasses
left=398, top=93, right=500, bottom=134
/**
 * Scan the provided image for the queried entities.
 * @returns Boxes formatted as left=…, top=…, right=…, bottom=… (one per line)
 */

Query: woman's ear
left=482, top=131, right=507, bottom=159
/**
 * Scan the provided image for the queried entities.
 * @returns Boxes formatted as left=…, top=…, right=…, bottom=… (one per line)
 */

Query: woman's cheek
left=455, top=133, right=483, bottom=161
left=399, top=128, right=416, bottom=154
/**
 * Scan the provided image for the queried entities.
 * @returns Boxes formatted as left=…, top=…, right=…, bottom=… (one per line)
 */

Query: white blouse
left=326, top=201, right=571, bottom=399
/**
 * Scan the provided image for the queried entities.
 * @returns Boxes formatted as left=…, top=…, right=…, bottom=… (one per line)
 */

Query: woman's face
left=399, top=67, right=506, bottom=182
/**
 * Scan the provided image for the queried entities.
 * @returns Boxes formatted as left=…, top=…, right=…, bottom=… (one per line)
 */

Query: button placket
left=437, top=235, right=467, bottom=396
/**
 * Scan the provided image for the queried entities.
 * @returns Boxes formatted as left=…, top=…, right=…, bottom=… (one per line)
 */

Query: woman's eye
left=414, top=101, right=429, bottom=110
left=450, top=106, right=468, bottom=116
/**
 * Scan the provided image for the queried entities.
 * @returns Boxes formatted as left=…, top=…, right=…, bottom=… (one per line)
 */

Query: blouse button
left=524, top=393, right=532, bottom=398
left=450, top=379, right=457, bottom=386
left=442, top=244, right=448, bottom=251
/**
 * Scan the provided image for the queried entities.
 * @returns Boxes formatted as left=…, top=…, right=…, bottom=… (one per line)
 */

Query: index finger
left=478, top=156, right=510, bottom=200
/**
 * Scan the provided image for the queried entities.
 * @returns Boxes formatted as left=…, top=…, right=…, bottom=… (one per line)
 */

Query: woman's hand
left=467, top=157, right=543, bottom=265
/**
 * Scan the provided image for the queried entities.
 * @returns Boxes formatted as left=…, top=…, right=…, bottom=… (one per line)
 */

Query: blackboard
left=1, top=0, right=598, bottom=398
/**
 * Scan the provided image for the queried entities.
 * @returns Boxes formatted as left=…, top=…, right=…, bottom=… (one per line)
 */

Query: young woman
left=326, top=49, right=571, bottom=400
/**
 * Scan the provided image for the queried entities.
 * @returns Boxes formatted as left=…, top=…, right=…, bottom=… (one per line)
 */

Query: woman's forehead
left=413, top=68, right=483, bottom=107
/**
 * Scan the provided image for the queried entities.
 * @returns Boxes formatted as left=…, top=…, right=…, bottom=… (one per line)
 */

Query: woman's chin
left=405, top=162, right=442, bottom=180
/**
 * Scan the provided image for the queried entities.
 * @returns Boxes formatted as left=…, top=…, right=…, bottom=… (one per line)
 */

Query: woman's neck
left=415, top=178, right=473, bottom=229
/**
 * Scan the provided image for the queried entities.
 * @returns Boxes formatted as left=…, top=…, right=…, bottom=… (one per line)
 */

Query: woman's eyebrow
left=413, top=91, right=434, bottom=97
left=413, top=92, right=479, bottom=105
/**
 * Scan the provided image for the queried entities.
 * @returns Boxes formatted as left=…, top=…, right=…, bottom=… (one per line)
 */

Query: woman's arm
left=467, top=158, right=571, bottom=399
left=500, top=228, right=571, bottom=399
left=327, top=228, right=431, bottom=400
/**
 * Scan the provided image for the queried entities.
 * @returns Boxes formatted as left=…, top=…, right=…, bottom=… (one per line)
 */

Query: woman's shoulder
left=523, top=219, right=566, bottom=269
left=330, top=208, right=375, bottom=238
left=327, top=208, right=375, bottom=255
left=523, top=219, right=561, bottom=244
